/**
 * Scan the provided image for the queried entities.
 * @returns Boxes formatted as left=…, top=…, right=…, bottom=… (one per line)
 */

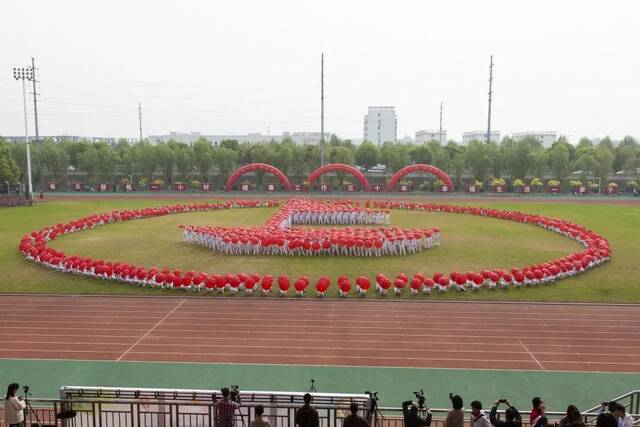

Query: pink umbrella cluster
left=182, top=198, right=440, bottom=257
left=17, top=198, right=610, bottom=297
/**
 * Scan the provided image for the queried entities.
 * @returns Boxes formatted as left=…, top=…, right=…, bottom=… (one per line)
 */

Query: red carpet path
left=1, top=295, right=639, bottom=372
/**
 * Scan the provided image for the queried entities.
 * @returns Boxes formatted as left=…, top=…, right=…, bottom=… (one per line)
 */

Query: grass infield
left=1, top=198, right=638, bottom=302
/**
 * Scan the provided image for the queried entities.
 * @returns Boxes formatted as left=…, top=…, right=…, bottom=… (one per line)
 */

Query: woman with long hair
left=559, top=405, right=584, bottom=427
left=4, top=383, right=26, bottom=427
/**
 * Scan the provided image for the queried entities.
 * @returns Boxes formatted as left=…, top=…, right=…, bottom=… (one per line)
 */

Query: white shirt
left=618, top=414, right=633, bottom=427
left=4, top=396, right=26, bottom=425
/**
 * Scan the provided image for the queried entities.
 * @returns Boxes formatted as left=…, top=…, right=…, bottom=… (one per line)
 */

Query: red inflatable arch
left=386, top=164, right=455, bottom=192
left=225, top=163, right=292, bottom=191
left=307, top=163, right=371, bottom=192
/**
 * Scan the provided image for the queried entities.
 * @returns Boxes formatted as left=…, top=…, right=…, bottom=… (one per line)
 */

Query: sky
left=1, top=0, right=639, bottom=142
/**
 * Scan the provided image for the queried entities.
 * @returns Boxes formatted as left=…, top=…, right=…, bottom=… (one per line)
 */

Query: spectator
left=444, top=395, right=465, bottom=427
left=295, top=393, right=319, bottom=427
left=4, top=383, right=26, bottom=427
left=216, top=387, right=240, bottom=427
left=470, top=401, right=491, bottom=427
left=343, top=402, right=370, bottom=427
left=489, top=399, right=521, bottom=427
left=530, top=397, right=548, bottom=427
left=597, top=413, right=618, bottom=427
left=402, top=400, right=431, bottom=427
left=559, top=405, right=584, bottom=427
left=250, top=405, right=271, bottom=427
left=611, top=403, right=633, bottom=427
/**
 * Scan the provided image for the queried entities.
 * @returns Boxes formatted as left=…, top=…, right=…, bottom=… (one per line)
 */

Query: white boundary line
left=518, top=338, right=545, bottom=370
left=115, top=299, right=186, bottom=362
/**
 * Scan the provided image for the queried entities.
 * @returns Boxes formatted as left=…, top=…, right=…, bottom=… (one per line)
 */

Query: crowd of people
left=182, top=198, right=441, bottom=258
left=5, top=382, right=636, bottom=427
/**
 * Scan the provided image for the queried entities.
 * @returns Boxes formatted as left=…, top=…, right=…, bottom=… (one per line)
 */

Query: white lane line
left=115, top=299, right=186, bottom=362
left=518, top=338, right=545, bottom=370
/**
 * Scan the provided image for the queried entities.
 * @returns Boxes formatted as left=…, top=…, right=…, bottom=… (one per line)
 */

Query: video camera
left=413, top=389, right=426, bottom=410
left=229, top=385, right=241, bottom=403
left=23, top=385, right=31, bottom=397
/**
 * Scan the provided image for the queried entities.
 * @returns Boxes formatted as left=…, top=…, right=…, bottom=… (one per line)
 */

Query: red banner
left=201, top=183, right=213, bottom=192
left=174, top=183, right=187, bottom=192
left=343, top=183, right=358, bottom=192
left=371, top=184, right=384, bottom=192
left=148, top=184, right=161, bottom=191
left=71, top=182, right=85, bottom=192
left=98, top=183, right=109, bottom=192
left=47, top=182, right=57, bottom=192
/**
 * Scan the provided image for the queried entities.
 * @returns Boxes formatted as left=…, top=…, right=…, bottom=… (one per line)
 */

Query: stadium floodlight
left=12, top=66, right=34, bottom=201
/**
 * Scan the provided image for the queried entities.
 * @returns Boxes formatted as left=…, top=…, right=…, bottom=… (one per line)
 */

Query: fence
left=2, top=388, right=638, bottom=427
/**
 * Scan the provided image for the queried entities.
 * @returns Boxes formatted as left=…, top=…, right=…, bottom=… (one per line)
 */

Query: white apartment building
left=363, top=106, right=397, bottom=145
left=148, top=131, right=332, bottom=146
left=511, top=131, right=557, bottom=148
left=415, top=130, right=447, bottom=144
left=462, top=131, right=501, bottom=145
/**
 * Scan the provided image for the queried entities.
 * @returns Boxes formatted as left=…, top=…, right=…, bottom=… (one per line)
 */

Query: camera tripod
left=309, top=379, right=317, bottom=392
left=23, top=388, right=44, bottom=427
left=365, top=391, right=385, bottom=427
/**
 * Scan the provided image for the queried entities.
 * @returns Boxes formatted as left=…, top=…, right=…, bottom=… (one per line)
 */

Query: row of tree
left=1, top=134, right=640, bottom=190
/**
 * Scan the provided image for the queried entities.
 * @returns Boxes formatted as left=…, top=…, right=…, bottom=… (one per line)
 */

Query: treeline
left=1, top=134, right=640, bottom=191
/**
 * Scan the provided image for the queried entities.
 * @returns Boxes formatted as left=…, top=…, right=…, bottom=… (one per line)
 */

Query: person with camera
left=444, top=394, right=464, bottom=427
left=295, top=393, right=319, bottom=427
left=343, top=402, right=370, bottom=427
left=401, top=397, right=432, bottom=427
left=470, top=401, right=491, bottom=427
left=4, top=383, right=26, bottom=427
left=216, top=387, right=240, bottom=427
left=489, top=399, right=522, bottom=427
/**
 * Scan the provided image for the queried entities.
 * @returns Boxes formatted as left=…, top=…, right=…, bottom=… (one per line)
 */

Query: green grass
left=1, top=198, right=639, bottom=302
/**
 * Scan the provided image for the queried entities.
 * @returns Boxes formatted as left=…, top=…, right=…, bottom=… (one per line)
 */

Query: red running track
left=1, top=295, right=639, bottom=372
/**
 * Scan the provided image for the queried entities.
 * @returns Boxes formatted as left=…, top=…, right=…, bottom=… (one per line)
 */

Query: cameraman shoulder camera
left=490, top=399, right=522, bottom=427
left=402, top=395, right=432, bottom=427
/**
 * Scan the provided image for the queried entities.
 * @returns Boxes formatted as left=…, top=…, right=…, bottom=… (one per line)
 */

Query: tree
left=213, top=147, right=238, bottom=185
left=576, top=137, right=595, bottom=158
left=155, top=143, right=175, bottom=185
left=219, top=139, right=239, bottom=151
left=0, top=138, right=20, bottom=184
left=409, top=144, right=432, bottom=165
left=465, top=140, right=491, bottom=181
left=487, top=142, right=505, bottom=178
left=548, top=143, right=572, bottom=181
left=614, top=136, right=638, bottom=172
left=62, top=140, right=91, bottom=170
left=192, top=138, right=214, bottom=182
left=171, top=143, right=192, bottom=181
left=40, top=139, right=69, bottom=184
left=329, top=146, right=355, bottom=184
left=530, top=149, right=549, bottom=178
left=135, top=142, right=159, bottom=180
left=78, top=144, right=100, bottom=186
left=450, top=152, right=466, bottom=188
left=380, top=142, right=410, bottom=172
left=95, top=142, right=119, bottom=184
left=355, top=141, right=380, bottom=170
left=505, top=139, right=532, bottom=178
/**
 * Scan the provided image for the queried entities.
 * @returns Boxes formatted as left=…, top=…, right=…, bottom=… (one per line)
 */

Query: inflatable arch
left=306, top=163, right=372, bottom=192
left=225, top=163, right=292, bottom=191
left=386, top=164, right=455, bottom=192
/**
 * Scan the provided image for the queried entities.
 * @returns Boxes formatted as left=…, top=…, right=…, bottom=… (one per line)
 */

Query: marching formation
left=17, top=198, right=610, bottom=297
left=181, top=198, right=441, bottom=257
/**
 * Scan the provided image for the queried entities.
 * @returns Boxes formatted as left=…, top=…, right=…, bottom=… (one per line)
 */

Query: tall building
left=415, top=130, right=447, bottom=145
left=511, top=131, right=557, bottom=148
left=363, top=106, right=397, bottom=145
left=462, top=131, right=501, bottom=145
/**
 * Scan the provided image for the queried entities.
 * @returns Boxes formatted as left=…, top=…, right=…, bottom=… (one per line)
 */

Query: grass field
left=1, top=197, right=639, bottom=302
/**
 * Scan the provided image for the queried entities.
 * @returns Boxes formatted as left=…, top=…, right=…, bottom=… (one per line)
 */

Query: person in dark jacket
left=559, top=405, right=584, bottom=427
left=402, top=400, right=432, bottom=427
left=489, top=399, right=522, bottom=427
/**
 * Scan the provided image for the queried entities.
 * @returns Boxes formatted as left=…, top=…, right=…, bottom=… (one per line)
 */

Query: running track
left=1, top=295, right=639, bottom=372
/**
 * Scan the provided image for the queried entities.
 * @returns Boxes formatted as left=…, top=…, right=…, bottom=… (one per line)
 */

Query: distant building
left=148, top=131, right=331, bottom=146
left=0, top=135, right=135, bottom=144
left=462, top=131, right=501, bottom=145
left=511, top=131, right=557, bottom=148
left=415, top=130, right=447, bottom=144
left=363, top=106, right=397, bottom=145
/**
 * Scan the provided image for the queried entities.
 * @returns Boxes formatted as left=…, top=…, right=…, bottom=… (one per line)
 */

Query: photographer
left=401, top=399, right=432, bottom=427
left=489, top=399, right=522, bottom=427
left=295, top=393, right=319, bottom=427
left=215, top=387, right=240, bottom=427
left=4, top=383, right=26, bottom=427
left=343, top=402, right=370, bottom=427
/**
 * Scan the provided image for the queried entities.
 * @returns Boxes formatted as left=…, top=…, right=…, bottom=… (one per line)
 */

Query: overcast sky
left=1, top=0, right=639, bottom=142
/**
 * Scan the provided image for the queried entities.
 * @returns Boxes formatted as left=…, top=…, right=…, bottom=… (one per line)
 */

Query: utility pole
left=439, top=101, right=443, bottom=145
left=138, top=102, right=143, bottom=142
left=486, top=55, right=494, bottom=144
left=320, top=53, right=325, bottom=168
left=12, top=66, right=34, bottom=201
left=30, top=58, right=40, bottom=144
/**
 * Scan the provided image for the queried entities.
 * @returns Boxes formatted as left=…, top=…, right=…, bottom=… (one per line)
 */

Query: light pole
left=12, top=66, right=34, bottom=201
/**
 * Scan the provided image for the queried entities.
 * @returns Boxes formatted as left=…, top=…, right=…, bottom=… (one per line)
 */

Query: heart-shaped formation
left=17, top=199, right=611, bottom=297
left=181, top=198, right=441, bottom=257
